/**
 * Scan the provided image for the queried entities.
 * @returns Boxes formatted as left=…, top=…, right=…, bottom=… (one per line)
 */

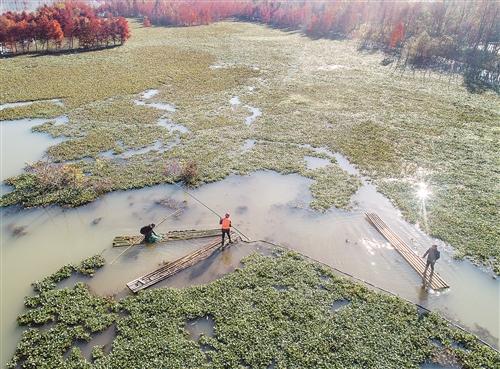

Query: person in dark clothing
left=422, top=244, right=440, bottom=281
left=220, top=213, right=232, bottom=245
left=140, top=223, right=161, bottom=243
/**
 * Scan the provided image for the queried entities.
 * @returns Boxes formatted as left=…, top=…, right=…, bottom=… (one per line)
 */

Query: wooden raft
left=126, top=233, right=238, bottom=293
left=365, top=212, right=449, bottom=290
left=113, top=228, right=221, bottom=247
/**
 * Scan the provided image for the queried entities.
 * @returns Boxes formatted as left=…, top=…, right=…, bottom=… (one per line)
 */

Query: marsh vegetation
left=1, top=19, right=498, bottom=273
left=8, top=252, right=500, bottom=368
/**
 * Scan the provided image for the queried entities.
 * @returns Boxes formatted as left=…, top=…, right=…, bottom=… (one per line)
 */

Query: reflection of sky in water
left=360, top=238, right=392, bottom=256
left=241, top=139, right=256, bottom=152
left=304, top=155, right=330, bottom=170
left=244, top=105, right=262, bottom=125
left=134, top=89, right=176, bottom=112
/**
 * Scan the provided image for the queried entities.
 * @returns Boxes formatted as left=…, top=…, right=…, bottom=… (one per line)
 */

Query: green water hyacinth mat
left=8, top=252, right=499, bottom=369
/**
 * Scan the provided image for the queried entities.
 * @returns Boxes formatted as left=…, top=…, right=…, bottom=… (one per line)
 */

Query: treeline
left=100, top=0, right=499, bottom=92
left=0, top=1, right=130, bottom=55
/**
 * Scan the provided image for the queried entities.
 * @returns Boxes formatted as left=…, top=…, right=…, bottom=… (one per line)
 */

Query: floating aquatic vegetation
left=235, top=205, right=248, bottom=214
left=8, top=251, right=499, bottom=368
left=75, top=255, right=106, bottom=276
left=0, top=162, right=114, bottom=207
left=30, top=255, right=106, bottom=293
left=0, top=19, right=498, bottom=272
left=306, top=165, right=362, bottom=210
left=180, top=160, right=200, bottom=186
left=154, top=197, right=188, bottom=211
left=7, top=223, right=28, bottom=237
left=0, top=101, right=65, bottom=121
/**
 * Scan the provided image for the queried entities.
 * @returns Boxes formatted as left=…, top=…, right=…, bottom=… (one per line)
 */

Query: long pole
left=172, top=182, right=251, bottom=241
left=156, top=208, right=182, bottom=227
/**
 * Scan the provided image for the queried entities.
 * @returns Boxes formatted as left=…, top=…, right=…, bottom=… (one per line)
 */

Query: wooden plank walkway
left=113, top=228, right=221, bottom=247
left=126, top=232, right=238, bottom=293
left=365, top=212, right=449, bottom=290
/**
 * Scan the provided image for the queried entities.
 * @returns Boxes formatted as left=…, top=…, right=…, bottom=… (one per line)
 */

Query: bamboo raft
left=126, top=232, right=238, bottom=293
left=365, top=212, right=449, bottom=290
left=112, top=228, right=221, bottom=247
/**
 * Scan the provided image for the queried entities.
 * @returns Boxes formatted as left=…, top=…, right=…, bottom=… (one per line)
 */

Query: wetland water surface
left=1, top=138, right=499, bottom=365
left=0, top=117, right=66, bottom=195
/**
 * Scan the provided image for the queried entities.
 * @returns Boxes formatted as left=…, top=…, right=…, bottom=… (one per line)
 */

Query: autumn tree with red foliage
left=390, top=22, right=405, bottom=48
left=99, top=0, right=498, bottom=91
left=0, top=1, right=130, bottom=55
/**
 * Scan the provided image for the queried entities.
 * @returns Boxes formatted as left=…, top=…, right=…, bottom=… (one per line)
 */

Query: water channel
left=0, top=113, right=498, bottom=365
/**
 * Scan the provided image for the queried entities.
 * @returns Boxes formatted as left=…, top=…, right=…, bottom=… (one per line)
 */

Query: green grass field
left=1, top=20, right=498, bottom=272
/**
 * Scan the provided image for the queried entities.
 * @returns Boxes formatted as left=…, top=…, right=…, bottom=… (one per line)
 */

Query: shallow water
left=420, top=363, right=459, bottom=369
left=75, top=324, right=115, bottom=361
left=241, top=139, right=256, bottom=152
left=330, top=299, right=350, bottom=312
left=317, top=64, right=347, bottom=71
left=134, top=99, right=176, bottom=112
left=0, top=98, right=63, bottom=111
left=1, top=170, right=498, bottom=363
left=1, top=147, right=499, bottom=364
left=304, top=155, right=330, bottom=170
left=118, top=140, right=166, bottom=158
left=228, top=96, right=261, bottom=125
left=100, top=140, right=174, bottom=160
left=141, top=89, right=159, bottom=99
left=158, top=118, right=189, bottom=134
left=185, top=315, right=215, bottom=341
left=244, top=105, right=262, bottom=125
left=230, top=96, right=241, bottom=106
left=134, top=89, right=176, bottom=112
left=0, top=117, right=65, bottom=185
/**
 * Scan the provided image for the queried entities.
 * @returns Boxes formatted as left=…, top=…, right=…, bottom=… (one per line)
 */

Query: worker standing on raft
left=140, top=223, right=161, bottom=243
left=422, top=244, right=440, bottom=282
left=220, top=213, right=232, bottom=245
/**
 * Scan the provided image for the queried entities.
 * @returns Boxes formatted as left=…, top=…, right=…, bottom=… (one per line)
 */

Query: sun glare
left=416, top=182, right=431, bottom=200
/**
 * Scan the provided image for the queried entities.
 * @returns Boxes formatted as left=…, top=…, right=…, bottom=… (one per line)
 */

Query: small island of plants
left=8, top=252, right=500, bottom=369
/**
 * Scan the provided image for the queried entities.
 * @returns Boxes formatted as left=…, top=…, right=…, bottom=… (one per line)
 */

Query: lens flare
left=416, top=182, right=431, bottom=200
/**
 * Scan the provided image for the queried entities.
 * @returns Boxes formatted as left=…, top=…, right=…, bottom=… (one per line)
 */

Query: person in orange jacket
left=220, top=213, right=232, bottom=245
